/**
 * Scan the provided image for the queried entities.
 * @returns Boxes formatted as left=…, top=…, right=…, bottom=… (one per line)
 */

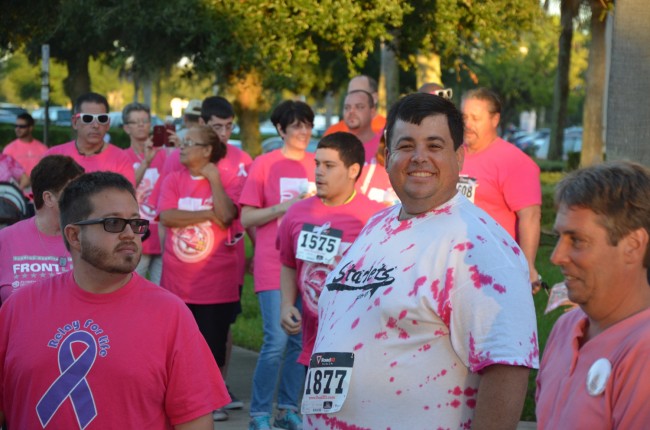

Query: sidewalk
left=214, top=346, right=537, bottom=429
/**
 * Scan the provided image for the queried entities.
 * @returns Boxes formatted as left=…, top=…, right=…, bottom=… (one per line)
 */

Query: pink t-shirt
left=2, top=138, right=48, bottom=175
left=363, top=130, right=383, bottom=164
left=123, top=147, right=167, bottom=255
left=536, top=307, right=650, bottom=429
left=460, top=137, right=541, bottom=239
left=306, top=193, right=538, bottom=429
left=158, top=169, right=242, bottom=304
left=152, top=144, right=252, bottom=284
left=0, top=271, right=229, bottom=428
left=239, top=149, right=316, bottom=293
left=0, top=154, right=25, bottom=183
left=277, top=193, right=384, bottom=365
left=46, top=141, right=136, bottom=186
left=0, top=217, right=72, bottom=303
left=357, top=160, right=399, bottom=206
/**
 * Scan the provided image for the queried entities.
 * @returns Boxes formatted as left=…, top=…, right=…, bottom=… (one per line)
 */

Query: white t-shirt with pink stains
left=306, top=193, right=539, bottom=430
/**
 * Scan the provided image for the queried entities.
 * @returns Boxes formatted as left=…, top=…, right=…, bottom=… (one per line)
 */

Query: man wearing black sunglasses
left=0, top=171, right=229, bottom=429
left=3, top=112, right=48, bottom=176
left=45, top=92, right=136, bottom=186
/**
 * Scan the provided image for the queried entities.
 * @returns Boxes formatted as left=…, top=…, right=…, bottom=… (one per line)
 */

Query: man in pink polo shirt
left=3, top=112, right=48, bottom=176
left=536, top=161, right=650, bottom=429
left=460, top=88, right=541, bottom=287
left=45, top=92, right=135, bottom=186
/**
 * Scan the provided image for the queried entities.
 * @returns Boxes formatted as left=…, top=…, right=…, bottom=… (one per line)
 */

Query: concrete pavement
left=213, top=346, right=537, bottom=429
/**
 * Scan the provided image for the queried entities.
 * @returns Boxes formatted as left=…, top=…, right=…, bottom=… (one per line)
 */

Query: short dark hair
left=190, top=125, right=227, bottom=163
left=555, top=161, right=650, bottom=267
left=462, top=87, right=501, bottom=115
left=73, top=92, right=110, bottom=114
left=385, top=93, right=464, bottom=151
left=16, top=112, right=34, bottom=127
left=317, top=132, right=365, bottom=181
left=122, top=102, right=150, bottom=124
left=59, top=172, right=136, bottom=250
left=346, top=90, right=375, bottom=109
left=31, top=156, right=85, bottom=210
left=270, top=100, right=314, bottom=134
left=201, top=96, right=235, bottom=123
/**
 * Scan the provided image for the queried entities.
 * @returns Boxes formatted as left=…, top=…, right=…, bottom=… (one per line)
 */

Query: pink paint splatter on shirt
left=390, top=361, right=398, bottom=367
left=511, top=245, right=521, bottom=255
left=374, top=297, right=381, bottom=306
left=434, top=329, right=447, bottom=337
left=319, top=415, right=372, bottom=430
left=403, top=263, right=415, bottom=272
left=450, top=386, right=463, bottom=396
left=386, top=317, right=397, bottom=329
left=432, top=204, right=453, bottom=215
left=374, top=331, right=388, bottom=340
left=382, top=287, right=393, bottom=296
left=478, top=217, right=488, bottom=224
left=389, top=376, right=395, bottom=382
left=424, top=405, right=430, bottom=410
left=353, top=343, right=364, bottom=351
left=526, top=331, right=540, bottom=366
left=453, top=242, right=475, bottom=252
left=396, top=390, right=402, bottom=395
left=493, top=283, right=506, bottom=294
left=356, top=255, right=365, bottom=268
left=351, top=318, right=360, bottom=329
left=401, top=243, right=415, bottom=253
left=450, top=399, right=461, bottom=408
left=464, top=387, right=478, bottom=396
left=398, top=310, right=408, bottom=320
left=408, top=276, right=427, bottom=296
left=398, top=327, right=410, bottom=339
left=468, top=332, right=493, bottom=371
left=466, top=399, right=476, bottom=409
left=418, top=343, right=432, bottom=352
left=469, top=265, right=493, bottom=289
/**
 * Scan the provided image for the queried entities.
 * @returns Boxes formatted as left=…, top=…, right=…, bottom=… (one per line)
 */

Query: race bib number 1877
left=301, top=352, right=354, bottom=415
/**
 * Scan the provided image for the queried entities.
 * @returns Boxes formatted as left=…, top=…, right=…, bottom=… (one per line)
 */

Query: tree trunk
left=63, top=52, right=91, bottom=105
left=548, top=0, right=579, bottom=161
left=605, top=0, right=650, bottom=165
left=580, top=0, right=607, bottom=167
left=379, top=39, right=399, bottom=116
left=416, top=51, right=441, bottom=90
left=232, top=70, right=264, bottom=157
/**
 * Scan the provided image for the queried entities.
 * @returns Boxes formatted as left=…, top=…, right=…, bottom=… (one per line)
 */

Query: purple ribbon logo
left=36, top=330, right=98, bottom=429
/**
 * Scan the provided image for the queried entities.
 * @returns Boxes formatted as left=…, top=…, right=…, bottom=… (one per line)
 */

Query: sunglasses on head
left=73, top=217, right=149, bottom=234
left=74, top=113, right=110, bottom=125
left=226, top=229, right=244, bottom=247
left=432, top=88, right=453, bottom=100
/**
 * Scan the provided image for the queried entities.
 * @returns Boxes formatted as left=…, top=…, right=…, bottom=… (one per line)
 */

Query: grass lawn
left=231, top=169, right=569, bottom=422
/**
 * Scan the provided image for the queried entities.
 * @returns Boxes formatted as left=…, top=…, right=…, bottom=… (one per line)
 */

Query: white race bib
left=457, top=175, right=478, bottom=203
left=296, top=223, right=342, bottom=265
left=302, top=352, right=354, bottom=414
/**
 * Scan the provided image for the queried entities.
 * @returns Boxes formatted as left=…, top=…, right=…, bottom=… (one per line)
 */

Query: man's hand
left=280, top=305, right=302, bottom=335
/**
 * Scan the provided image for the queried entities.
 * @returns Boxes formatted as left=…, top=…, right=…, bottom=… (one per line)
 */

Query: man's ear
left=621, top=227, right=649, bottom=265
left=198, top=117, right=206, bottom=125
left=42, top=191, right=57, bottom=209
left=349, top=163, right=361, bottom=181
left=64, top=224, right=82, bottom=252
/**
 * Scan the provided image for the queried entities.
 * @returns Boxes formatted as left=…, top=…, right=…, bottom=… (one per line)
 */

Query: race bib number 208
left=301, top=352, right=354, bottom=415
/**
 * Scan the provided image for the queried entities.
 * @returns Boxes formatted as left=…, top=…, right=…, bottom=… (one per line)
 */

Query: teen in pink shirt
left=240, top=100, right=316, bottom=429
left=3, top=113, right=47, bottom=175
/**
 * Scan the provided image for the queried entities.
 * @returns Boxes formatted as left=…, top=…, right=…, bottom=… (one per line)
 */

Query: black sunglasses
left=14, top=124, right=29, bottom=129
left=73, top=217, right=149, bottom=234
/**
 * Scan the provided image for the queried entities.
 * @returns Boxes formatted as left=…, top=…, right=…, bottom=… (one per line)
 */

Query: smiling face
left=386, top=115, right=463, bottom=216
left=315, top=148, right=359, bottom=205
left=72, top=101, right=110, bottom=150
left=75, top=189, right=142, bottom=274
left=279, top=119, right=312, bottom=152
left=551, top=204, right=636, bottom=317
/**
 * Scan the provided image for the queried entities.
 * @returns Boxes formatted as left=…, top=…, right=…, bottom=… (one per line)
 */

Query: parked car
left=533, top=127, right=583, bottom=159
left=31, top=107, right=72, bottom=126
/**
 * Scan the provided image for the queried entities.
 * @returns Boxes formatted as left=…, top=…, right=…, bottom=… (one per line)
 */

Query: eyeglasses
left=14, top=124, right=29, bottom=129
left=226, top=229, right=244, bottom=247
left=74, top=113, right=110, bottom=125
left=73, top=217, right=149, bottom=234
left=181, top=138, right=209, bottom=148
left=432, top=88, right=453, bottom=100
left=125, top=119, right=150, bottom=126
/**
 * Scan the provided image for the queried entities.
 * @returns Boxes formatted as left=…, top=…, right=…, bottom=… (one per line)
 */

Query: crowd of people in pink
left=1, top=76, right=649, bottom=430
